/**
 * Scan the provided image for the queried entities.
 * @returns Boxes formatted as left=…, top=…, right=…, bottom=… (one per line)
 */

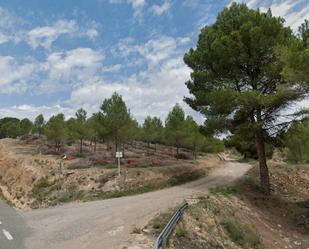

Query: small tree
left=165, top=104, right=186, bottom=159
left=100, top=92, right=131, bottom=153
left=142, top=116, right=163, bottom=151
left=19, top=118, right=34, bottom=136
left=184, top=116, right=203, bottom=159
left=74, top=108, right=88, bottom=154
left=44, top=114, right=67, bottom=152
left=122, top=118, right=141, bottom=155
left=34, top=114, right=45, bottom=137
left=86, top=113, right=105, bottom=152
left=0, top=118, right=20, bottom=138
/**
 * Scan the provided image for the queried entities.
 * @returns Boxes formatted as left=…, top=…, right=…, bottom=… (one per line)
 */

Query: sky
left=0, top=0, right=308, bottom=123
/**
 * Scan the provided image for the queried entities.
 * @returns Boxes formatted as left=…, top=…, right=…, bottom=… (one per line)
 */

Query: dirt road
left=17, top=161, right=251, bottom=249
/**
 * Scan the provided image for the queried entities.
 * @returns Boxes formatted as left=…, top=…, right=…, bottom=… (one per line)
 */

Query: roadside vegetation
left=143, top=160, right=308, bottom=249
left=29, top=161, right=207, bottom=208
left=135, top=4, right=309, bottom=248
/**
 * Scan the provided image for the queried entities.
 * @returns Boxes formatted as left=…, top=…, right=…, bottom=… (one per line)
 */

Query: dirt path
left=19, top=161, right=251, bottom=249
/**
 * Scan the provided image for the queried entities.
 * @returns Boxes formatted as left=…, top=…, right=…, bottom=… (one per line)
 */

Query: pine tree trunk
left=176, top=145, right=179, bottom=160
left=255, top=125, right=270, bottom=194
left=94, top=138, right=97, bottom=152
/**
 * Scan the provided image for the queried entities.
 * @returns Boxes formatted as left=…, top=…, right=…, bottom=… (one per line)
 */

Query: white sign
left=116, top=151, right=123, bottom=158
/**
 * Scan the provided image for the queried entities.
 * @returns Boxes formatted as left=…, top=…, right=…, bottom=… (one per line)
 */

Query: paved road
left=0, top=199, right=28, bottom=249
left=18, top=161, right=251, bottom=249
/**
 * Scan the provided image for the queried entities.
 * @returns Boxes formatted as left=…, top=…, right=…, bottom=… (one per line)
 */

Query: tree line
left=0, top=92, right=224, bottom=157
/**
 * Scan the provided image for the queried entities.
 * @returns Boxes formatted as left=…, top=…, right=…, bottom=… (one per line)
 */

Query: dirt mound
left=0, top=139, right=50, bottom=209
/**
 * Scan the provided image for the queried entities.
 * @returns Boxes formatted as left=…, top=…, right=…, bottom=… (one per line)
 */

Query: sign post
left=115, top=151, right=123, bottom=177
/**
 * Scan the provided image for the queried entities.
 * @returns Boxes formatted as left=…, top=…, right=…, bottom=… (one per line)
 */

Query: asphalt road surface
left=0, top=199, right=29, bottom=249
left=1, top=161, right=251, bottom=249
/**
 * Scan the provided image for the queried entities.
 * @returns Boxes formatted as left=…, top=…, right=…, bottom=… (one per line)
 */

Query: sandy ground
left=20, top=161, right=251, bottom=249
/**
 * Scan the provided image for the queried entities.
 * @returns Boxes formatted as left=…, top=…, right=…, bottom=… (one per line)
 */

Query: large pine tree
left=184, top=3, right=309, bottom=193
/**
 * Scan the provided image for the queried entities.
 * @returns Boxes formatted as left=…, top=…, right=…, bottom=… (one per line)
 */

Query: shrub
left=221, top=220, right=261, bottom=248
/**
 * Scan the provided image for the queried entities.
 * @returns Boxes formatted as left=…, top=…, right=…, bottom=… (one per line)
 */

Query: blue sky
left=0, top=0, right=308, bottom=123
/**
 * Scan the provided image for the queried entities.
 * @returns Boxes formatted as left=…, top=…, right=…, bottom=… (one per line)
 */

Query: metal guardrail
left=154, top=201, right=188, bottom=249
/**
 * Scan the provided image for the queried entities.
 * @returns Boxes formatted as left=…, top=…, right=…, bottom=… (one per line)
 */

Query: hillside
left=0, top=136, right=219, bottom=209
left=143, top=160, right=309, bottom=249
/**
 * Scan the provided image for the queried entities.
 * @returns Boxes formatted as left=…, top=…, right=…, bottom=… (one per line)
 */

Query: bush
left=32, top=178, right=54, bottom=196
left=210, top=186, right=237, bottom=196
left=221, top=220, right=261, bottom=248
left=168, top=169, right=205, bottom=186
left=175, top=225, right=187, bottom=238
left=57, top=184, right=84, bottom=203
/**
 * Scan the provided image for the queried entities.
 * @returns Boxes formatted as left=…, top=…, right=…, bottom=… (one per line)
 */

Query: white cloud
left=231, top=0, right=309, bottom=31
left=102, top=64, right=122, bottom=72
left=150, top=0, right=172, bottom=16
left=69, top=58, right=192, bottom=123
left=109, top=0, right=146, bottom=20
left=138, top=36, right=177, bottom=67
left=0, top=32, right=9, bottom=44
left=68, top=35, right=204, bottom=123
left=85, top=28, right=98, bottom=40
left=113, top=36, right=180, bottom=69
left=0, top=56, right=37, bottom=94
left=27, top=20, right=77, bottom=49
left=0, top=6, right=20, bottom=29
left=40, top=47, right=104, bottom=92
left=0, top=104, right=75, bottom=121
left=128, top=0, right=146, bottom=18
left=0, top=7, right=99, bottom=48
left=0, top=47, right=104, bottom=95
left=27, top=19, right=99, bottom=50
left=0, top=7, right=22, bottom=45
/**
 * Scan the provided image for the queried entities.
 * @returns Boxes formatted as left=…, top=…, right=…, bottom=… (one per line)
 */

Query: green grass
left=210, top=186, right=237, bottom=196
left=94, top=182, right=168, bottom=200
left=151, top=208, right=177, bottom=231
left=221, top=220, right=262, bottom=249
left=175, top=225, right=187, bottom=238
left=31, top=178, right=55, bottom=198
left=168, top=169, right=205, bottom=186
left=56, top=185, right=85, bottom=203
